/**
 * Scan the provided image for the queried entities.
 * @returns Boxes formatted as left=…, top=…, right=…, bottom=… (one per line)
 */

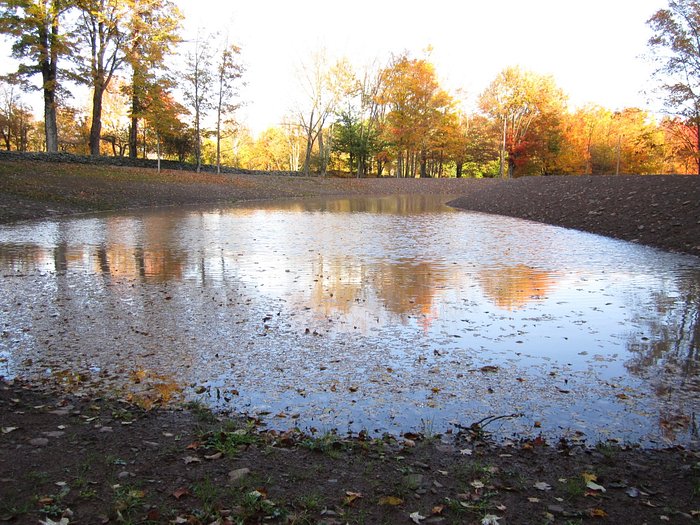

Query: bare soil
left=1, top=159, right=699, bottom=524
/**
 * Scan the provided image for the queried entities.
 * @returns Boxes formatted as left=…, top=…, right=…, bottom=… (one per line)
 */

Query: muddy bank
left=449, top=175, right=700, bottom=258
left=1, top=379, right=698, bottom=525
left=1, top=159, right=699, bottom=256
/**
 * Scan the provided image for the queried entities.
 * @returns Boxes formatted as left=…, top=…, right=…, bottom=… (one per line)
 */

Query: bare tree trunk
left=89, top=83, right=105, bottom=156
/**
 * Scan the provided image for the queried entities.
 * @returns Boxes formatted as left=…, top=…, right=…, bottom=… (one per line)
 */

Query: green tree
left=0, top=0, right=73, bottom=152
left=648, top=0, right=700, bottom=174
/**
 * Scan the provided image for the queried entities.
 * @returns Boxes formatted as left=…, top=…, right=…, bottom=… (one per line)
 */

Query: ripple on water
left=0, top=195, right=698, bottom=447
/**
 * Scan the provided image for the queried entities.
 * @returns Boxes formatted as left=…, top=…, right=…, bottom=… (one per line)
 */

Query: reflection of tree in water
left=308, top=254, right=450, bottom=329
left=477, top=264, right=558, bottom=311
left=625, top=269, right=699, bottom=441
left=625, top=269, right=699, bottom=374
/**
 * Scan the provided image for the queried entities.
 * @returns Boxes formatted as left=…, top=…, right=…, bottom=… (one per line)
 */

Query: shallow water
left=0, top=195, right=698, bottom=446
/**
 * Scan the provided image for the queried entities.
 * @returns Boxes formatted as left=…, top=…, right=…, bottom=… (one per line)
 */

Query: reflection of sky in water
left=0, top=195, right=698, bottom=446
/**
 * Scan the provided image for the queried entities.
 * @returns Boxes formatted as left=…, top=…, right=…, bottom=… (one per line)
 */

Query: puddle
left=0, top=195, right=698, bottom=447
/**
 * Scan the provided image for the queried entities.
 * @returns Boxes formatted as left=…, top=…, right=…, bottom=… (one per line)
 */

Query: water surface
left=0, top=195, right=698, bottom=446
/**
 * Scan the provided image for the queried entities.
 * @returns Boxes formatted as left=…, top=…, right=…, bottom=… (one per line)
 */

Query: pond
left=0, top=195, right=698, bottom=447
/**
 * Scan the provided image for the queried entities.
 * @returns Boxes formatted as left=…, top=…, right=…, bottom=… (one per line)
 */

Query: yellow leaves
left=344, top=491, right=362, bottom=506
left=378, top=496, right=404, bottom=506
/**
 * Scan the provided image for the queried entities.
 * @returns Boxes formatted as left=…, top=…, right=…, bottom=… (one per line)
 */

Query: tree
left=295, top=51, right=354, bottom=176
left=479, top=66, right=566, bottom=177
left=181, top=30, right=213, bottom=172
left=648, top=0, right=700, bottom=174
left=379, top=54, right=454, bottom=178
left=213, top=39, right=243, bottom=173
left=0, top=76, right=34, bottom=150
left=0, top=0, right=73, bottom=152
left=122, top=0, right=181, bottom=159
left=74, top=0, right=129, bottom=155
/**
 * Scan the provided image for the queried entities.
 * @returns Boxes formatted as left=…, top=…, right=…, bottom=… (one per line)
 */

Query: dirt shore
left=1, top=160, right=699, bottom=524
left=1, top=160, right=698, bottom=257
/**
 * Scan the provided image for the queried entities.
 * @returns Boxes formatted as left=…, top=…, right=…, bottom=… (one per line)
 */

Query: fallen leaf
left=431, top=505, right=444, bottom=515
left=183, top=456, right=201, bottom=464
left=378, top=496, right=404, bottom=506
left=528, top=497, right=540, bottom=503
left=534, top=482, right=552, bottom=491
left=344, top=491, right=362, bottom=505
left=39, top=519, right=69, bottom=525
left=172, top=487, right=190, bottom=500
left=409, top=511, right=425, bottom=523
left=204, top=452, right=223, bottom=460
left=581, top=472, right=597, bottom=483
left=589, top=508, right=608, bottom=518
left=459, top=448, right=473, bottom=456
left=186, top=441, right=201, bottom=450
left=479, top=365, right=499, bottom=373
left=586, top=481, right=607, bottom=493
left=470, top=480, right=485, bottom=489
left=482, top=515, right=501, bottom=525
left=1, top=427, right=18, bottom=434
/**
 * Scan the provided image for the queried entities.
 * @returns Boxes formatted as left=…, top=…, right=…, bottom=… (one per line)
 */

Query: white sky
left=177, top=0, right=664, bottom=134
left=1, top=0, right=665, bottom=136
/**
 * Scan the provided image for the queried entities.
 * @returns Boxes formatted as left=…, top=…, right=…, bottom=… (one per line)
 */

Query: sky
left=177, top=0, right=665, bottom=134
left=0, top=0, right=666, bottom=135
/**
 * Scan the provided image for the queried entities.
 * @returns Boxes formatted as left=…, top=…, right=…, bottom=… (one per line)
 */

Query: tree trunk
left=129, top=113, right=138, bottom=158
left=89, top=82, right=105, bottom=156
left=456, top=161, right=463, bottom=178
left=419, top=149, right=428, bottom=178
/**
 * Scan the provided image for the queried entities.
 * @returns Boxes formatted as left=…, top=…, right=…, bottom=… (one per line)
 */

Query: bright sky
left=0, top=0, right=665, bottom=135
left=178, top=0, right=664, bottom=134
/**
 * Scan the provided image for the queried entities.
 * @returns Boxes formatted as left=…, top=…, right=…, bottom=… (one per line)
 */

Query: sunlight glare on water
left=0, top=195, right=698, bottom=446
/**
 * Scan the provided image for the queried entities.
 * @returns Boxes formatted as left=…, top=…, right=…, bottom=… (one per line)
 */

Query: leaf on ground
left=378, top=496, right=404, bottom=506
left=586, top=481, right=607, bottom=492
left=470, top=480, right=485, bottom=489
left=1, top=427, right=18, bottom=434
left=431, top=505, right=444, bottom=515
left=482, top=515, right=501, bottom=525
left=183, top=456, right=201, bottom=464
left=528, top=497, right=540, bottom=503
left=172, top=487, right=190, bottom=500
left=589, top=508, right=608, bottom=518
left=204, top=452, right=223, bottom=460
left=39, top=519, right=70, bottom=525
left=409, top=511, right=425, bottom=523
left=581, top=472, right=597, bottom=483
left=534, top=482, right=552, bottom=491
left=344, top=491, right=362, bottom=505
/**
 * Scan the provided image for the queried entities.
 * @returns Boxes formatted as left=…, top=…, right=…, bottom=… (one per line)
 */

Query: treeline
left=1, top=1, right=700, bottom=177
